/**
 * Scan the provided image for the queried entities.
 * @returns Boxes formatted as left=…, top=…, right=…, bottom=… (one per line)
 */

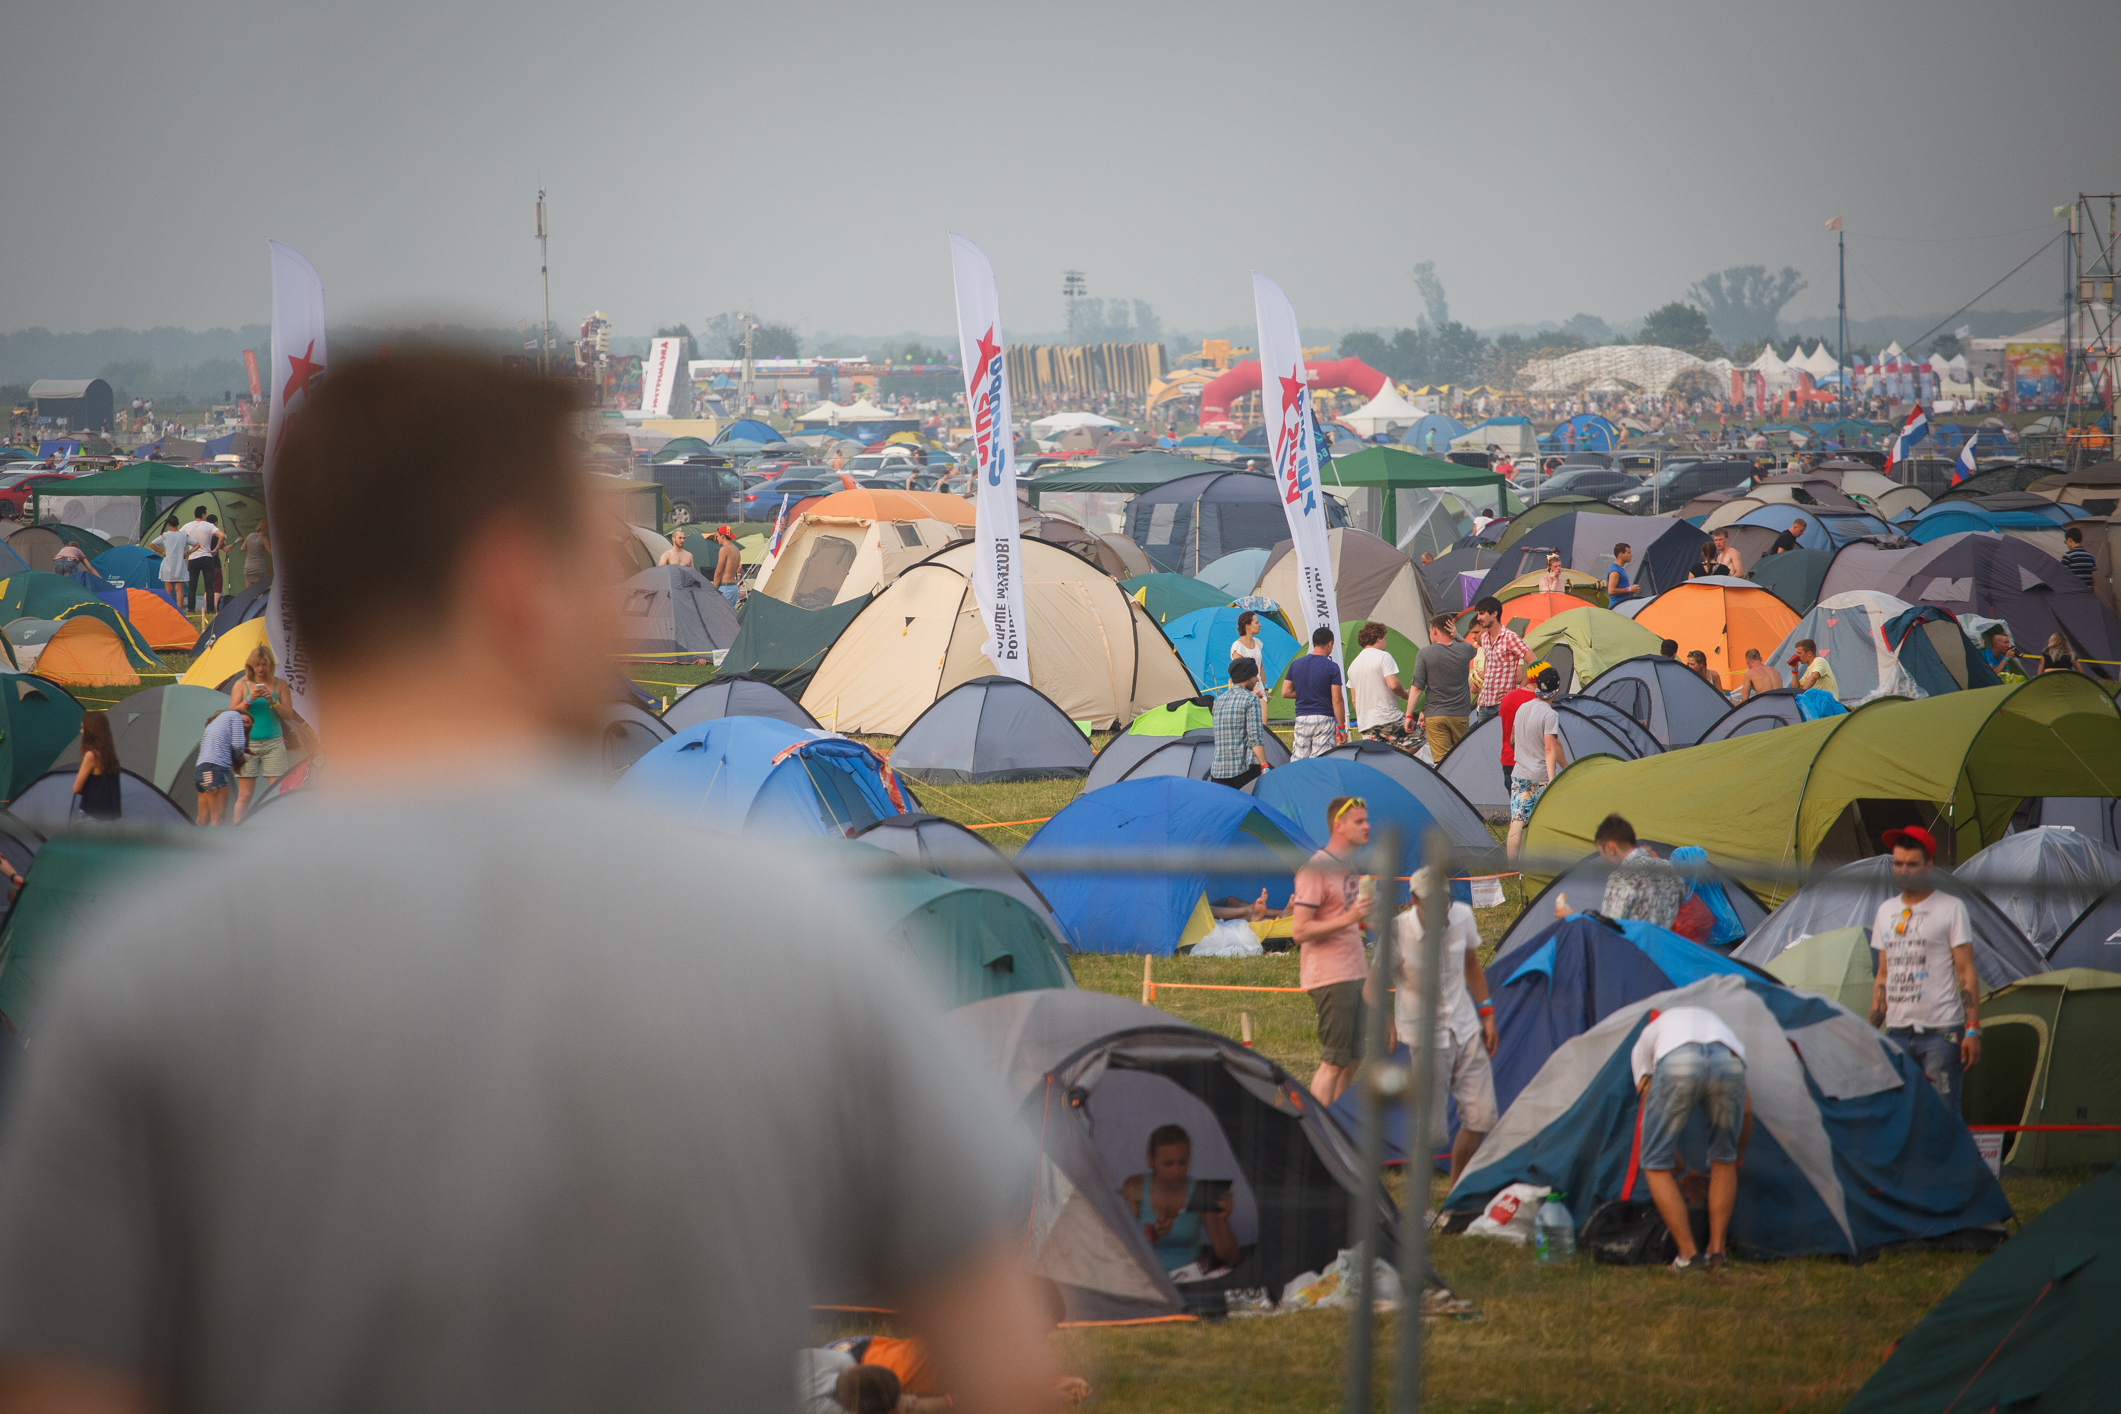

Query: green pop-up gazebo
left=1321, top=445, right=1521, bottom=544
left=33, top=462, right=263, bottom=542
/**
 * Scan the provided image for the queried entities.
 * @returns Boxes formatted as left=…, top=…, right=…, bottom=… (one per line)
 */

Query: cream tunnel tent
left=954, top=989, right=1413, bottom=1322
left=1526, top=673, right=2121, bottom=889
left=801, top=539, right=1198, bottom=735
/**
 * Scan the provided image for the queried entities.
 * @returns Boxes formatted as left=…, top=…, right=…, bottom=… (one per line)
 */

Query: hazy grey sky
left=4, top=0, right=2116, bottom=340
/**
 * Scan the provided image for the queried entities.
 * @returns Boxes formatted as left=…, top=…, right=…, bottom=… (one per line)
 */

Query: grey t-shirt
left=1411, top=641, right=1478, bottom=718
left=1511, top=697, right=1563, bottom=784
left=0, top=781, right=1023, bottom=1413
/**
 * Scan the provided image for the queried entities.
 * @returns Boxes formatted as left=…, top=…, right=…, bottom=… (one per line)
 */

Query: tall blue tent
left=1162, top=607, right=1299, bottom=694
left=1018, top=778, right=1316, bottom=955
left=1446, top=972, right=2012, bottom=1260
left=613, top=714, right=918, bottom=837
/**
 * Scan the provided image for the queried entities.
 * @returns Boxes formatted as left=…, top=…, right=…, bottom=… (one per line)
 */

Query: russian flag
left=1952, top=432, right=1979, bottom=484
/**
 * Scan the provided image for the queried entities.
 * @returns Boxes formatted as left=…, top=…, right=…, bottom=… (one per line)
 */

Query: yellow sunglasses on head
left=1332, top=797, right=1368, bottom=823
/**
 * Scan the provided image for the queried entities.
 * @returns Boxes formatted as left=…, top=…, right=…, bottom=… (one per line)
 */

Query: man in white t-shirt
left=1392, top=867, right=1499, bottom=1187
left=1631, top=1005, right=1751, bottom=1272
left=181, top=506, right=221, bottom=613
left=1868, top=825, right=1981, bottom=1114
left=1346, top=621, right=1410, bottom=746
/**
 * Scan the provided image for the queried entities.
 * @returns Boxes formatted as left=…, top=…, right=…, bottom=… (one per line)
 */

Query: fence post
left=1344, top=827, right=1403, bottom=1414
left=1394, top=831, right=1451, bottom=1414
left=1141, top=954, right=1153, bottom=1005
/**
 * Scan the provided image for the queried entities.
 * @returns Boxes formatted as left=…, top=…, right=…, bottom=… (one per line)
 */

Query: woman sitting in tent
left=1117, top=1124, right=1239, bottom=1275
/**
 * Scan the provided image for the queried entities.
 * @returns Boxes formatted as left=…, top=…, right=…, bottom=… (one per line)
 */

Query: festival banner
left=265, top=240, right=327, bottom=725
left=242, top=349, right=262, bottom=403
left=1252, top=273, right=1340, bottom=662
left=640, top=336, right=689, bottom=418
left=948, top=234, right=1030, bottom=683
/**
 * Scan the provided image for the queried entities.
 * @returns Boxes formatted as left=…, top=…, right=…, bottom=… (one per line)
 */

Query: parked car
left=1524, top=466, right=1641, bottom=505
left=651, top=459, right=746, bottom=527
left=1608, top=459, right=1757, bottom=515
left=742, top=476, right=833, bottom=521
left=0, top=471, right=79, bottom=519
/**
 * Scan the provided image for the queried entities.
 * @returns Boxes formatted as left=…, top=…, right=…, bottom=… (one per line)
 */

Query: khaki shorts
left=1422, top=1036, right=1500, bottom=1147
left=1423, top=715, right=1470, bottom=760
left=236, top=735, right=289, bottom=779
left=1310, top=980, right=1366, bottom=1067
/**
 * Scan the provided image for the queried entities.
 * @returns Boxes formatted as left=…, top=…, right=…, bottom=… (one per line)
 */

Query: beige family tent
left=800, top=539, right=1198, bottom=734
left=1257, top=528, right=1434, bottom=646
left=753, top=488, right=975, bottom=609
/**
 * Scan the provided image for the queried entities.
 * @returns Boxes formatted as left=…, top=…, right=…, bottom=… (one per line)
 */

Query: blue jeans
left=1640, top=1042, right=1746, bottom=1170
left=1890, top=1027, right=1964, bottom=1114
left=718, top=584, right=740, bottom=606
left=1472, top=703, right=1499, bottom=728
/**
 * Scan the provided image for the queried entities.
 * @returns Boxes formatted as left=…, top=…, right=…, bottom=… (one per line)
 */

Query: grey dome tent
left=2047, top=883, right=2121, bottom=969
left=1580, top=654, right=1736, bottom=746
left=593, top=703, right=671, bottom=781
left=49, top=683, right=228, bottom=817
left=1957, top=826, right=2121, bottom=956
left=10, top=767, right=188, bottom=833
left=1097, top=729, right=1226, bottom=784
left=1085, top=708, right=1289, bottom=791
left=1317, top=739, right=1493, bottom=851
left=1732, top=855, right=2045, bottom=989
left=851, top=812, right=1074, bottom=949
left=2013, top=794, right=2121, bottom=850
left=953, top=989, right=1423, bottom=1322
left=1493, top=849, right=1769, bottom=959
left=1124, top=469, right=1346, bottom=575
left=614, top=565, right=741, bottom=659
left=1438, top=696, right=1662, bottom=821
left=662, top=673, right=820, bottom=732
left=1698, top=687, right=1808, bottom=742
left=887, top=676, right=1093, bottom=784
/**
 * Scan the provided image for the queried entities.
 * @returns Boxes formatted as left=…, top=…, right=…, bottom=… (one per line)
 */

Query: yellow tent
left=181, top=617, right=269, bottom=691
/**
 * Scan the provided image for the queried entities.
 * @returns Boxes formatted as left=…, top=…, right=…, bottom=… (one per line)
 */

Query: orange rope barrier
left=1149, top=981, right=1309, bottom=995
left=965, top=816, right=1053, bottom=831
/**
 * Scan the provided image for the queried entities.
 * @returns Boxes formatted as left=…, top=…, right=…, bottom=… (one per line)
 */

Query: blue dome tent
left=1248, top=757, right=1440, bottom=891
left=1019, top=778, right=1315, bottom=955
left=1553, top=414, right=1619, bottom=454
left=1446, top=971, right=2012, bottom=1260
left=1162, top=607, right=1299, bottom=694
left=712, top=418, right=782, bottom=447
left=1400, top=414, right=1468, bottom=456
left=614, top=715, right=917, bottom=837
left=89, top=544, right=165, bottom=593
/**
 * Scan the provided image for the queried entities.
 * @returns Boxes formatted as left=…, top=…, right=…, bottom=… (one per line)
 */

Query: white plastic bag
left=1462, top=1182, right=1551, bottom=1245
left=1190, top=919, right=1263, bottom=958
left=1277, top=1247, right=1402, bottom=1312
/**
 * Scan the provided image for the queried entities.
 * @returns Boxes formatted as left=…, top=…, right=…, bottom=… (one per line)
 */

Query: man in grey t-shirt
left=0, top=355, right=1059, bottom=1414
left=1410, top=613, right=1478, bottom=761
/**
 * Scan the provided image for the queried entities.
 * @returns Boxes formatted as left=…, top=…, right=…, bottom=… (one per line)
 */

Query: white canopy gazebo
left=1341, top=381, right=1425, bottom=437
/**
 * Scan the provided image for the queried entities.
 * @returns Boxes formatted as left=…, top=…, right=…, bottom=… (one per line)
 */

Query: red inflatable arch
left=1198, top=357, right=1388, bottom=429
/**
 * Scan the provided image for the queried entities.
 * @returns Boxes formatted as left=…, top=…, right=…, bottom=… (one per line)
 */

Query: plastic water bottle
left=1533, top=1192, right=1576, bottom=1264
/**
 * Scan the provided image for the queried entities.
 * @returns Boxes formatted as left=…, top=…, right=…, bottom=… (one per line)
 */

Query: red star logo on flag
left=975, top=328, right=1001, bottom=381
left=282, top=341, right=323, bottom=409
left=1279, top=372, right=1306, bottom=421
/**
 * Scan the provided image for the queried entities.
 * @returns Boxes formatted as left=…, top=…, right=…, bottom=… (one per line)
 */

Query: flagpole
left=1837, top=225, right=1847, bottom=418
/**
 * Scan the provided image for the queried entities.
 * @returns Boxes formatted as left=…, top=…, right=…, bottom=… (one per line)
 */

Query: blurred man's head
left=274, top=353, right=611, bottom=745
left=1885, top=827, right=1937, bottom=891
left=1325, top=797, right=1370, bottom=848
left=1594, top=813, right=1637, bottom=862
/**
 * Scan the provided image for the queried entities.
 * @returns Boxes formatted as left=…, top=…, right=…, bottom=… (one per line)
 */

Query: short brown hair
left=1594, top=813, right=1637, bottom=848
left=1357, top=621, right=1388, bottom=648
left=1795, top=638, right=1817, bottom=654
left=272, top=353, right=584, bottom=664
left=834, top=1365, right=901, bottom=1414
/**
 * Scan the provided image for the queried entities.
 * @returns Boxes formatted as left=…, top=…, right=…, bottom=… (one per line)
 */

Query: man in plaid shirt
left=1210, top=657, right=1272, bottom=788
left=1467, top=597, right=1530, bottom=726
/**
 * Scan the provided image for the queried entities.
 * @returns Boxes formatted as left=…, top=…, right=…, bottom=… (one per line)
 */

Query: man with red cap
left=711, top=525, right=743, bottom=605
left=1868, top=825, right=1981, bottom=1114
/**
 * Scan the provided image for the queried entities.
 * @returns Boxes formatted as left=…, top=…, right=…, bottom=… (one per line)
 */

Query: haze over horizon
left=5, top=0, right=2116, bottom=346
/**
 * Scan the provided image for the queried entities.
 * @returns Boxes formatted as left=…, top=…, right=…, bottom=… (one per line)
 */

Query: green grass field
left=800, top=761, right=2088, bottom=1414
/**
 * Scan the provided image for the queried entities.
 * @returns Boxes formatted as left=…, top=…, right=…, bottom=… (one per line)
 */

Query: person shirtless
left=1735, top=647, right=1783, bottom=701
left=712, top=525, right=743, bottom=604
left=656, top=529, right=695, bottom=569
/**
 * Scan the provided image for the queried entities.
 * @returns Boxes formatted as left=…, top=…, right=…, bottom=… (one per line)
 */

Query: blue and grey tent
left=1579, top=654, right=1736, bottom=746
left=1315, top=739, right=1493, bottom=852
left=1697, top=687, right=1808, bottom=742
left=851, top=812, right=1074, bottom=950
left=614, top=715, right=917, bottom=837
left=1248, top=757, right=1440, bottom=890
left=1438, top=695, right=1661, bottom=821
left=887, top=676, right=1093, bottom=784
left=1901, top=496, right=2076, bottom=543
left=1494, top=854, right=1767, bottom=960
left=1400, top=414, right=1468, bottom=455
left=1019, top=778, right=1315, bottom=955
left=712, top=418, right=781, bottom=446
left=1448, top=972, right=2012, bottom=1259
left=1163, top=607, right=1299, bottom=695
left=1195, top=547, right=1273, bottom=598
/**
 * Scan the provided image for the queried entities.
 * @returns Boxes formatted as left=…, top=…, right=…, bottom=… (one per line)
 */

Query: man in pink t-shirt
left=1291, top=798, right=1374, bottom=1104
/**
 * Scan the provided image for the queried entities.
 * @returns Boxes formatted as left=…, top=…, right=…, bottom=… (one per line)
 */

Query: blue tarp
left=203, top=433, right=236, bottom=457
left=1795, top=687, right=1848, bottom=719
left=613, top=715, right=917, bottom=837
left=1163, top=607, right=1298, bottom=694
left=1019, top=778, right=1315, bottom=955
left=37, top=441, right=80, bottom=459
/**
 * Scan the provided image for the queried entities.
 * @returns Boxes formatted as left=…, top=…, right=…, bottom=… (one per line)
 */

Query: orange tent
left=1634, top=581, right=1799, bottom=689
left=31, top=617, right=141, bottom=688
left=1455, top=591, right=1598, bottom=639
left=120, top=588, right=196, bottom=651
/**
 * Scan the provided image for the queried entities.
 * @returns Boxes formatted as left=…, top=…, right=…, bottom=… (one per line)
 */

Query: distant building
left=28, top=378, right=114, bottom=433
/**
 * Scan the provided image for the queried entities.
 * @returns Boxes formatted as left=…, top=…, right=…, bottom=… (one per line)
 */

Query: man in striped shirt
left=1467, top=596, right=1530, bottom=727
left=2061, top=526, right=2096, bottom=589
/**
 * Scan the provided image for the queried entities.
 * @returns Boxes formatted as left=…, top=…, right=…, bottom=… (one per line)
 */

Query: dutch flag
left=1884, top=404, right=1929, bottom=472
left=1953, top=432, right=1979, bottom=484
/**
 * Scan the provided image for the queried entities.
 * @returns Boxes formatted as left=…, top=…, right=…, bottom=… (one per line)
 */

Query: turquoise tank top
left=1137, top=1177, right=1204, bottom=1272
left=244, top=684, right=282, bottom=742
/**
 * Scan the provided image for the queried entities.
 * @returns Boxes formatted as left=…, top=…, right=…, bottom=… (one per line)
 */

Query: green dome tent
left=875, top=870, right=1074, bottom=1008
left=1962, top=969, right=2121, bottom=1171
left=0, top=673, right=83, bottom=801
